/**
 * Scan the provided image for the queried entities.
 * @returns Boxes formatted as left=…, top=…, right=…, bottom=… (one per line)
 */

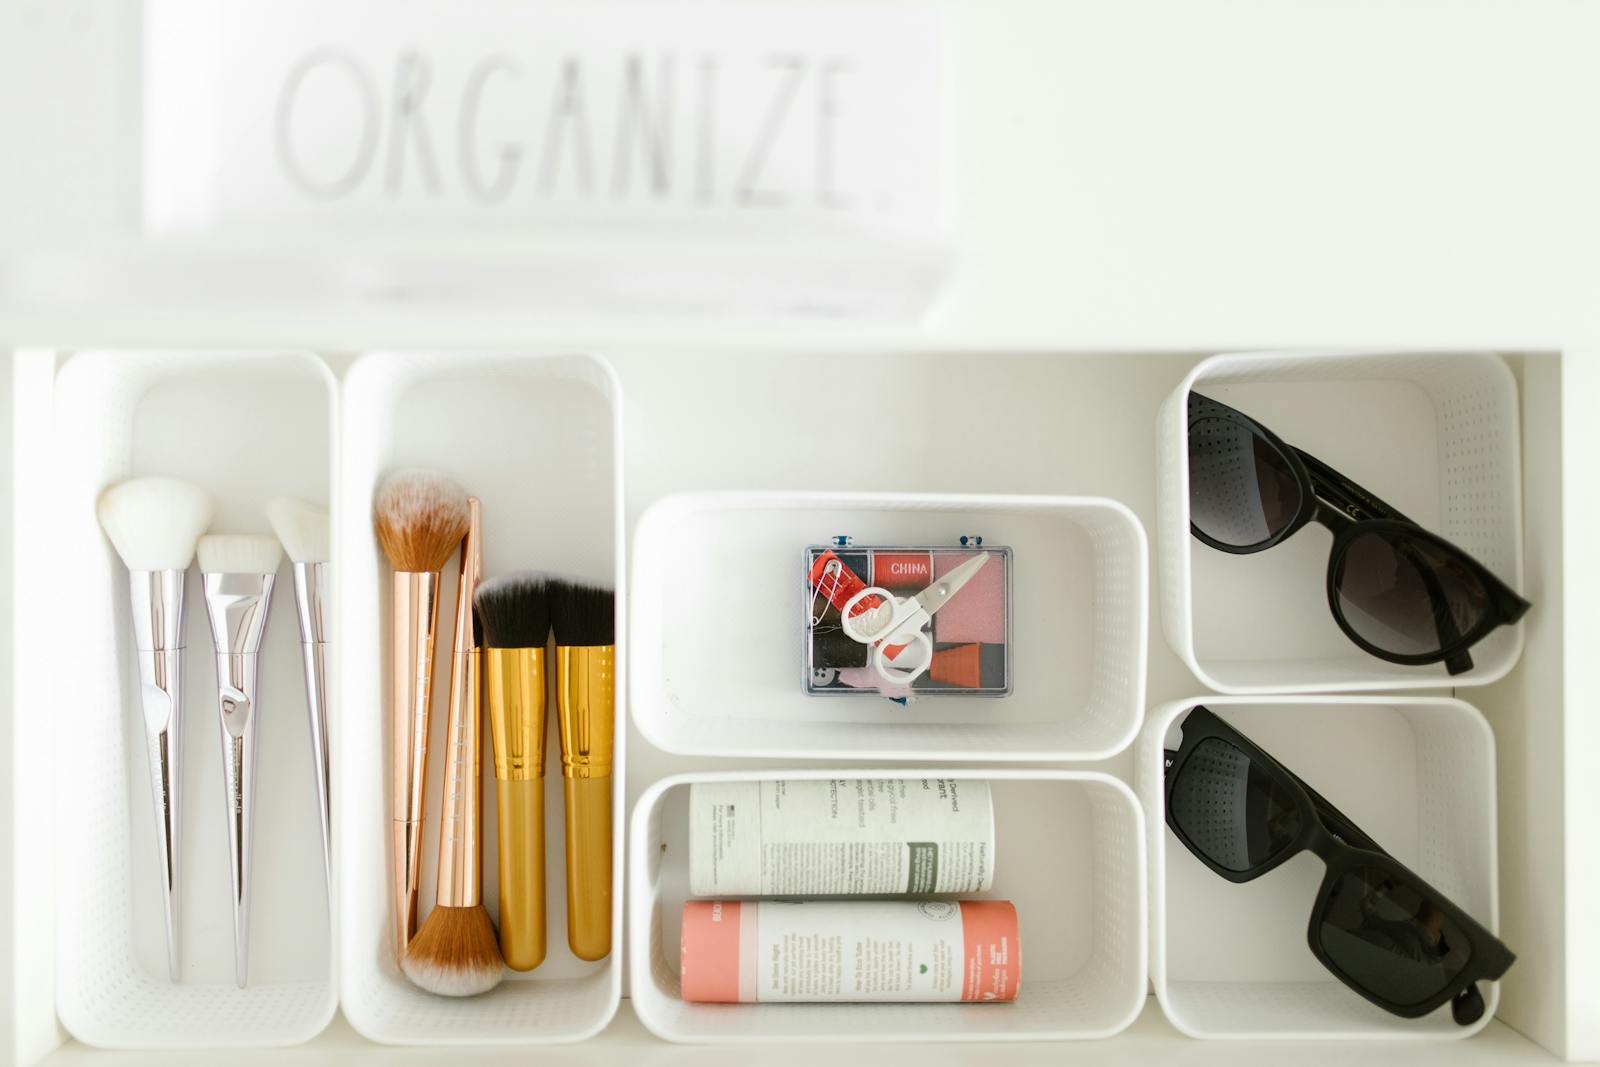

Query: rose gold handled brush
left=402, top=498, right=504, bottom=996
left=375, top=470, right=470, bottom=962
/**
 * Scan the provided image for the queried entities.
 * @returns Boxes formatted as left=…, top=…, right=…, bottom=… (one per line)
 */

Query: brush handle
left=486, top=646, right=548, bottom=971
left=496, top=779, right=547, bottom=970
left=136, top=648, right=185, bottom=982
left=556, top=643, right=614, bottom=961
left=130, top=569, right=187, bottom=981
left=564, top=775, right=612, bottom=961
left=216, top=652, right=262, bottom=988
left=390, top=570, right=442, bottom=959
left=435, top=500, right=484, bottom=909
left=291, top=561, right=332, bottom=891
left=435, top=650, right=483, bottom=907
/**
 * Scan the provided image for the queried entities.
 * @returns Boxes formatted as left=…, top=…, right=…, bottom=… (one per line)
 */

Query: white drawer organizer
left=335, top=352, right=627, bottom=1045
left=1136, top=696, right=1502, bottom=1040
left=1155, top=351, right=1524, bottom=694
left=629, top=769, right=1148, bottom=1043
left=630, top=492, right=1148, bottom=762
left=7, top=347, right=1564, bottom=1062
left=50, top=351, right=338, bottom=1047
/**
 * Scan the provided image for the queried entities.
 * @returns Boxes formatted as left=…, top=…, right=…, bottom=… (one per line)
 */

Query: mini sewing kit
left=804, top=542, right=1013, bottom=697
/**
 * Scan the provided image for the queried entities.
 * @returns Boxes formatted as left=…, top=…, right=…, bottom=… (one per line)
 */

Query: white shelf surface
left=34, top=998, right=1561, bottom=1066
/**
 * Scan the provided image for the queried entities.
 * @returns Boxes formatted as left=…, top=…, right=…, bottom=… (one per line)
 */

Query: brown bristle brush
left=402, top=497, right=505, bottom=996
left=374, top=469, right=471, bottom=961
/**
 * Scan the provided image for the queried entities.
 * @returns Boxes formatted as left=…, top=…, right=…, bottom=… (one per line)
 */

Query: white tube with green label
left=688, top=778, right=996, bottom=897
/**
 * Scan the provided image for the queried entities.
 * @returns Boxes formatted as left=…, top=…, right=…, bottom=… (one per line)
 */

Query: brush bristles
left=197, top=534, right=283, bottom=576
left=474, top=572, right=551, bottom=649
left=549, top=577, right=615, bottom=647
left=373, top=470, right=469, bottom=573
left=96, top=477, right=215, bottom=572
left=401, top=904, right=504, bottom=997
left=265, top=497, right=329, bottom=563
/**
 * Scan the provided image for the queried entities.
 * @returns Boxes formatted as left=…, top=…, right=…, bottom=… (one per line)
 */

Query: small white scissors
left=841, top=552, right=991, bottom=684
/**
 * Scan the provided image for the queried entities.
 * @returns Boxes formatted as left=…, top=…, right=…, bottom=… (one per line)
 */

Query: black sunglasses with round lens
left=1186, top=392, right=1531, bottom=674
left=1164, top=706, right=1515, bottom=1026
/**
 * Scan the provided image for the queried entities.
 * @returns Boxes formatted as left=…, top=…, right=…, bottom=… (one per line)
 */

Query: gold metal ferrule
left=555, top=646, right=615, bottom=778
left=485, top=648, right=547, bottom=781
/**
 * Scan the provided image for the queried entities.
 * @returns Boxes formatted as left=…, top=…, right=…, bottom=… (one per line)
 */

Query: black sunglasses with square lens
left=1187, top=392, right=1531, bottom=674
left=1164, top=706, right=1514, bottom=1026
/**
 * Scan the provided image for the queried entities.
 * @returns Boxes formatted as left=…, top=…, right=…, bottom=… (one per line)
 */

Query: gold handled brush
left=474, top=572, right=551, bottom=972
left=402, top=498, right=504, bottom=996
left=374, top=469, right=470, bottom=962
left=549, top=578, right=615, bottom=962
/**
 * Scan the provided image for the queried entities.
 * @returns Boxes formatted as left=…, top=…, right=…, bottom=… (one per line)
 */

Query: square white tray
left=1155, top=350, right=1525, bottom=693
left=1136, top=696, right=1501, bottom=1039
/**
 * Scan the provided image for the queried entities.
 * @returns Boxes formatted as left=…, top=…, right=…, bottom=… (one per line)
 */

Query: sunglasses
left=1164, top=706, right=1514, bottom=1026
left=1186, top=392, right=1530, bottom=674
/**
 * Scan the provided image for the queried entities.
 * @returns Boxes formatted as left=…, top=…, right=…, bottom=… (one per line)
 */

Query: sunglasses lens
left=1319, top=866, right=1473, bottom=1008
left=1334, top=530, right=1492, bottom=657
left=1170, top=736, right=1302, bottom=873
left=1189, top=416, right=1303, bottom=549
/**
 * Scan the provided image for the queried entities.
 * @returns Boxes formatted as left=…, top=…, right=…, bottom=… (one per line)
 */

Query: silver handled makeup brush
left=198, top=534, right=283, bottom=988
left=266, top=498, right=332, bottom=891
left=96, top=477, right=216, bottom=981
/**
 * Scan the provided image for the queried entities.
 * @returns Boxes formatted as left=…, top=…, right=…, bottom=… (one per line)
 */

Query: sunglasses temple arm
left=1294, top=448, right=1419, bottom=526
left=1295, top=774, right=1390, bottom=856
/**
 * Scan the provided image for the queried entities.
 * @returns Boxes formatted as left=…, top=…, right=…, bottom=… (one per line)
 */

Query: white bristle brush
left=96, top=476, right=216, bottom=981
left=266, top=498, right=333, bottom=891
left=198, top=533, right=283, bottom=989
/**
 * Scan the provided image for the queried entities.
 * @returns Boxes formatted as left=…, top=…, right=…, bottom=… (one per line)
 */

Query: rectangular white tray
left=629, top=768, right=1147, bottom=1043
left=630, top=491, right=1147, bottom=762
left=335, top=352, right=626, bottom=1044
left=51, top=350, right=338, bottom=1048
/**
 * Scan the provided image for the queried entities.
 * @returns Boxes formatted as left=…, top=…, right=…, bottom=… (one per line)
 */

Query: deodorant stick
left=680, top=900, right=1020, bottom=1004
left=689, top=779, right=996, bottom=896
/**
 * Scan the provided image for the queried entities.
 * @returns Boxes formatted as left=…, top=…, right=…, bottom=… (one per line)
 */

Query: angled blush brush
left=96, top=476, right=216, bottom=980
left=374, top=470, right=470, bottom=961
left=266, top=497, right=333, bottom=891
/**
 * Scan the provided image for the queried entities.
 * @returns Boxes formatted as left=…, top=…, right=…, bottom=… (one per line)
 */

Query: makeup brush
left=548, top=578, right=615, bottom=962
left=374, top=469, right=470, bottom=960
left=403, top=498, right=504, bottom=996
left=266, top=497, right=333, bottom=891
left=474, top=572, right=550, bottom=972
left=96, top=476, right=215, bottom=981
left=198, top=533, right=283, bottom=989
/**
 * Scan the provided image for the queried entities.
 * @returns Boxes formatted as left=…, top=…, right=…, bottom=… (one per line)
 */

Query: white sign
left=144, top=0, right=942, bottom=241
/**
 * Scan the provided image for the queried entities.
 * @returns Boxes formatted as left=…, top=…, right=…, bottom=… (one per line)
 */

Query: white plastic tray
left=334, top=352, right=625, bottom=1045
left=630, top=492, right=1147, bottom=761
left=1155, top=350, right=1526, bottom=693
left=629, top=768, right=1148, bottom=1043
left=50, top=350, right=337, bottom=1047
left=1136, top=696, right=1502, bottom=1040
